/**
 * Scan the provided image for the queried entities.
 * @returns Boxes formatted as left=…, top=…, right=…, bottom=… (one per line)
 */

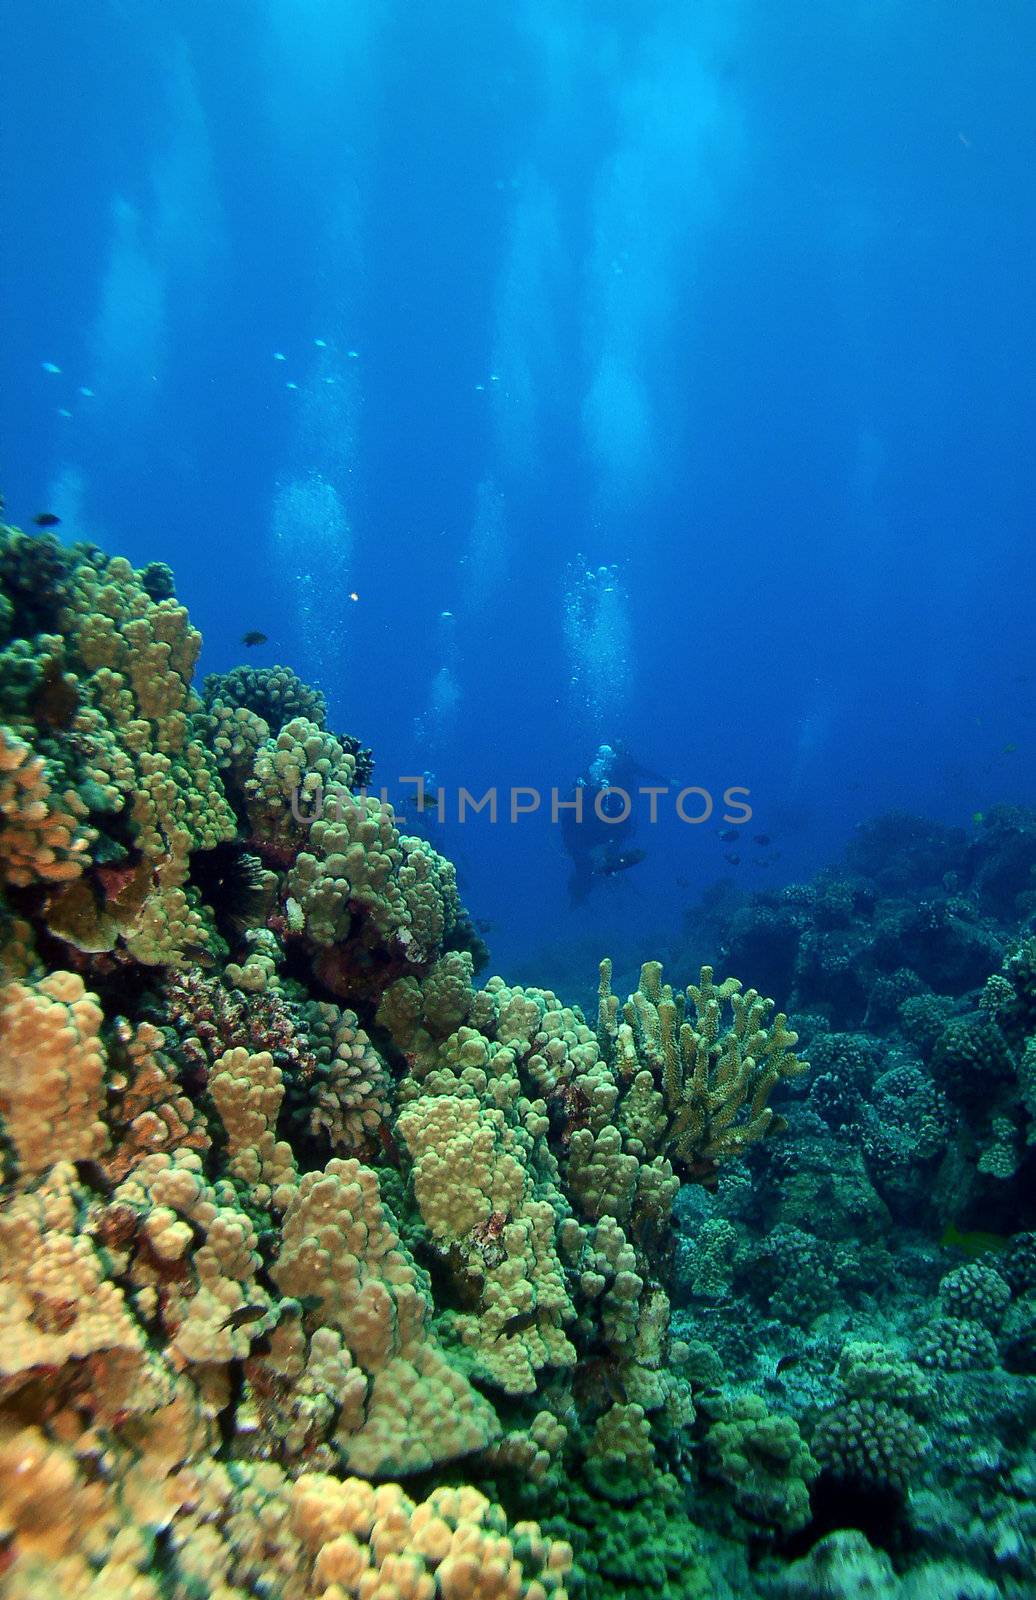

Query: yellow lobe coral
left=112, top=1149, right=272, bottom=1369
left=0, top=970, right=108, bottom=1179
left=396, top=1094, right=576, bottom=1396
left=209, top=1045, right=298, bottom=1210
left=273, top=1159, right=500, bottom=1474
left=289, top=1474, right=572, bottom=1600
left=0, top=1163, right=171, bottom=1427
left=104, top=1017, right=209, bottom=1183
left=20, top=546, right=240, bottom=967
left=0, top=728, right=92, bottom=888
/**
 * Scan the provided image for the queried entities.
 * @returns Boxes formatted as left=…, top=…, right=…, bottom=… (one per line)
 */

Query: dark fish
left=724, top=853, right=741, bottom=867
left=73, top=1158, right=115, bottom=1197
left=597, top=847, right=646, bottom=878
left=241, top=630, right=268, bottom=647
left=33, top=512, right=61, bottom=527
left=495, top=1308, right=541, bottom=1340
left=180, top=941, right=217, bottom=970
left=752, top=834, right=771, bottom=846
left=718, top=827, right=739, bottom=842
left=220, top=1304, right=268, bottom=1331
left=775, top=1353, right=803, bottom=1375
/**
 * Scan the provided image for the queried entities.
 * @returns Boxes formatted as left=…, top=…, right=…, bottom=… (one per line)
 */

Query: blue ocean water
left=3, top=0, right=1034, bottom=987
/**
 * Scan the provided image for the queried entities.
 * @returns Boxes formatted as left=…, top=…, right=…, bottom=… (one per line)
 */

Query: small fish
left=41, top=361, right=61, bottom=374
left=33, top=512, right=61, bottom=527
left=79, top=386, right=95, bottom=398
left=752, top=834, right=771, bottom=847
left=347, top=350, right=359, bottom=359
left=241, top=630, right=268, bottom=647
left=180, top=941, right=217, bottom=970
left=495, top=1308, right=541, bottom=1340
left=286, top=382, right=298, bottom=390
left=718, top=827, right=739, bottom=842
left=220, top=1304, right=268, bottom=1332
left=57, top=408, right=73, bottom=419
left=273, top=351, right=287, bottom=361
left=972, top=811, right=985, bottom=826
left=775, top=1353, right=803, bottom=1375
left=314, top=338, right=327, bottom=348
left=1003, top=742, right=1018, bottom=755
left=724, top=853, right=741, bottom=867
left=349, top=591, right=359, bottom=601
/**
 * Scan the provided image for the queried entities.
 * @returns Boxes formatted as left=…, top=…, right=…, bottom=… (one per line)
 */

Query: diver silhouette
left=560, top=741, right=655, bottom=905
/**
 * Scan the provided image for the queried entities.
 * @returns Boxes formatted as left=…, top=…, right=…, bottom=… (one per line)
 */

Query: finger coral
left=598, top=958, right=809, bottom=1186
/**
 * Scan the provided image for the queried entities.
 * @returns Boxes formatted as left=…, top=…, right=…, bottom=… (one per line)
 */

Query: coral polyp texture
left=2, top=520, right=1035, bottom=1597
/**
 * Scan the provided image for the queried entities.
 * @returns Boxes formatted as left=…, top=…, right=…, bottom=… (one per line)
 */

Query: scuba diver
left=560, top=741, right=654, bottom=905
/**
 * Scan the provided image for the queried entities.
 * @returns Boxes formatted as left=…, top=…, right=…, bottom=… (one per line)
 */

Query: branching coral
left=598, top=959, right=809, bottom=1186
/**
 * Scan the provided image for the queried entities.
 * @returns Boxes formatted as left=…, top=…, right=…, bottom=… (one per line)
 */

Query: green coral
left=704, top=1393, right=818, bottom=1534
left=0, top=525, right=236, bottom=965
left=204, top=662, right=328, bottom=731
left=598, top=958, right=809, bottom=1186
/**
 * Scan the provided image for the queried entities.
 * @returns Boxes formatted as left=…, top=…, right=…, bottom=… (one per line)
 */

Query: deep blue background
left=3, top=0, right=1034, bottom=986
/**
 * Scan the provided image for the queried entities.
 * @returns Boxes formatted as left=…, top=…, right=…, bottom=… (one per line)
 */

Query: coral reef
left=3, top=523, right=1036, bottom=1598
